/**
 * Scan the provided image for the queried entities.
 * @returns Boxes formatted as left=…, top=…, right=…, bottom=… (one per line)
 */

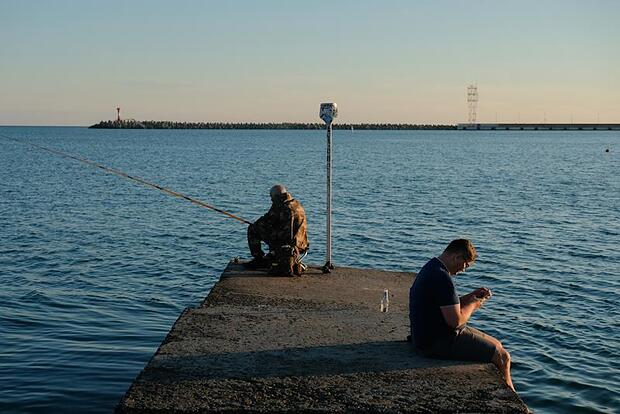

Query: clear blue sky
left=1, top=0, right=618, bottom=125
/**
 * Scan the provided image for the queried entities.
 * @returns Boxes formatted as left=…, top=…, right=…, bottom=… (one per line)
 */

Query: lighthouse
left=116, top=107, right=121, bottom=122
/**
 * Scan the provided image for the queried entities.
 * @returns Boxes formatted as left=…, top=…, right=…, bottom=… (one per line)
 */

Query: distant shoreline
left=89, top=120, right=456, bottom=130
left=89, top=120, right=620, bottom=130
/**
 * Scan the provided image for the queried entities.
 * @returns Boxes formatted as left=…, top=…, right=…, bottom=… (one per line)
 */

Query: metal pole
left=319, top=103, right=337, bottom=273
left=326, top=121, right=333, bottom=269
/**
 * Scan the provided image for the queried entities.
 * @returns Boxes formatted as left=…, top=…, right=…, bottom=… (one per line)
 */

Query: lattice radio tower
left=467, top=84, right=478, bottom=124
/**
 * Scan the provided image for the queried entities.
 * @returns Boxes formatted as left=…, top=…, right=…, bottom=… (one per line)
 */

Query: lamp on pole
left=319, top=103, right=338, bottom=273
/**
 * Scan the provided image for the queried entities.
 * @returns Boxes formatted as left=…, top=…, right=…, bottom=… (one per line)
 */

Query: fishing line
left=0, top=133, right=252, bottom=225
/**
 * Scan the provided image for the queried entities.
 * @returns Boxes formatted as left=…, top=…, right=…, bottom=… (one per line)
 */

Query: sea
left=0, top=126, right=618, bottom=413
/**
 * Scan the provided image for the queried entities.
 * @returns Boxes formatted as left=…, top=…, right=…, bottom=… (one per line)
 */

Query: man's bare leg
left=476, top=331, right=514, bottom=391
left=492, top=347, right=514, bottom=391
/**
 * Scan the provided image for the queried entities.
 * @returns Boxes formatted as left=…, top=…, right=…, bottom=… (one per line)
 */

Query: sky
left=1, top=0, right=619, bottom=125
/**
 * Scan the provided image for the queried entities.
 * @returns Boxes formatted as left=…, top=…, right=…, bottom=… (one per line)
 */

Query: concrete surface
left=116, top=262, right=529, bottom=413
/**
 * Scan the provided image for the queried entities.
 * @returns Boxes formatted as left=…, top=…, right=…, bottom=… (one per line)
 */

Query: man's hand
left=473, top=287, right=492, bottom=300
left=460, top=287, right=491, bottom=306
left=472, top=287, right=492, bottom=309
left=460, top=287, right=492, bottom=309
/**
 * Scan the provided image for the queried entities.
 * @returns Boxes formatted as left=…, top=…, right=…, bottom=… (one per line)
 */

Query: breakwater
left=115, top=261, right=528, bottom=413
left=89, top=120, right=456, bottom=130
left=90, top=120, right=620, bottom=130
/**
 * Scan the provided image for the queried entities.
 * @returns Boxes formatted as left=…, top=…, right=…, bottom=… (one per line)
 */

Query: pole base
left=322, top=261, right=334, bottom=274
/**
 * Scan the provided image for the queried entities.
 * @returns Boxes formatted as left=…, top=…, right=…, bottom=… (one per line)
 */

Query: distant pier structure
left=458, top=123, right=620, bottom=131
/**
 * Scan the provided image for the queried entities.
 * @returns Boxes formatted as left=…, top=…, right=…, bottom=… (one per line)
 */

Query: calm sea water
left=0, top=127, right=618, bottom=413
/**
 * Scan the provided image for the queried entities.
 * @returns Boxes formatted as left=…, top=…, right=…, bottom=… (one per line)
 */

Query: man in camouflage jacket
left=245, top=184, right=308, bottom=275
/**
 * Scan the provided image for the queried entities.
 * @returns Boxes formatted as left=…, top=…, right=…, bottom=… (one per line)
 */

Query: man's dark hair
left=444, top=239, right=477, bottom=261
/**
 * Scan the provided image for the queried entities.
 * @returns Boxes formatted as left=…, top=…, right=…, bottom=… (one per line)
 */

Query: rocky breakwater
left=116, top=262, right=529, bottom=413
left=90, top=119, right=146, bottom=129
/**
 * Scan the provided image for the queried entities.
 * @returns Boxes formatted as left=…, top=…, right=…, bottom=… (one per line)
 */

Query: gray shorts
left=421, top=326, right=497, bottom=363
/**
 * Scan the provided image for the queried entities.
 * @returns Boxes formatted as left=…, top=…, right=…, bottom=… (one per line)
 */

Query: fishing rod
left=0, top=133, right=252, bottom=225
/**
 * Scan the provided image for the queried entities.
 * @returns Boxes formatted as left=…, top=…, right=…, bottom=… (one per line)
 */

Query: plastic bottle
left=380, top=289, right=389, bottom=313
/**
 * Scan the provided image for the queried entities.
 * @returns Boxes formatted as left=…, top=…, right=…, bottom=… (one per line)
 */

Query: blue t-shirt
left=409, top=257, right=460, bottom=349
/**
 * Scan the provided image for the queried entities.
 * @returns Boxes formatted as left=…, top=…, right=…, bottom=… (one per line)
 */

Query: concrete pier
left=116, top=262, right=529, bottom=413
left=457, top=122, right=620, bottom=130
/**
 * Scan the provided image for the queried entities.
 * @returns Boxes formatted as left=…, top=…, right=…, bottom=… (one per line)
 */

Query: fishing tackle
left=0, top=134, right=251, bottom=225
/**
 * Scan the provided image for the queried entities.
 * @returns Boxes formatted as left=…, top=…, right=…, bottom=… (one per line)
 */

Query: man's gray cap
left=270, top=184, right=288, bottom=198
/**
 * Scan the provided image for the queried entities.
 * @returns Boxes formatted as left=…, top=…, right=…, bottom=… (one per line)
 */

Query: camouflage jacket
left=255, top=193, right=309, bottom=252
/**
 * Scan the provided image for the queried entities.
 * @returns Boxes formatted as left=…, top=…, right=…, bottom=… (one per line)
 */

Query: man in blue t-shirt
left=409, top=239, right=514, bottom=391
